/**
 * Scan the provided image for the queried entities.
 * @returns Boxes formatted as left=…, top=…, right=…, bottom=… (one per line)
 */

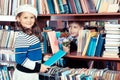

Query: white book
left=105, top=38, right=120, bottom=42
left=105, top=30, right=120, bottom=34
left=106, top=34, right=120, bottom=39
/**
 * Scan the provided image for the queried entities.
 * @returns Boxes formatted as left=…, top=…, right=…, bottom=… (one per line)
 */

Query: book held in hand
left=44, top=50, right=66, bottom=66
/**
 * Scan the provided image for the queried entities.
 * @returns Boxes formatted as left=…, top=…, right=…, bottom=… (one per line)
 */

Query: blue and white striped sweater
left=15, top=31, right=42, bottom=70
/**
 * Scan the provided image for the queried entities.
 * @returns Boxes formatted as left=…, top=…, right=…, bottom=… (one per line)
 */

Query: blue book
left=74, top=0, right=83, bottom=14
left=86, top=37, right=97, bottom=56
left=44, top=50, right=66, bottom=66
left=95, top=34, right=105, bottom=57
left=57, top=0, right=65, bottom=14
left=47, top=0, right=55, bottom=14
left=66, top=0, right=72, bottom=13
left=41, top=32, right=47, bottom=53
left=1, top=66, right=10, bottom=80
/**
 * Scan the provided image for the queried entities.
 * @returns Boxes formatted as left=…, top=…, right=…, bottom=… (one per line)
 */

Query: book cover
left=98, top=0, right=109, bottom=13
left=107, top=4, right=119, bottom=12
left=46, top=0, right=55, bottom=14
left=62, top=0, right=69, bottom=13
left=7, top=30, right=15, bottom=49
left=44, top=0, right=50, bottom=14
left=1, top=66, right=10, bottom=80
left=47, top=31, right=59, bottom=54
left=0, top=30, right=10, bottom=48
left=80, top=0, right=88, bottom=13
left=77, top=30, right=88, bottom=55
left=82, top=31, right=97, bottom=56
left=95, top=34, right=105, bottom=57
left=0, top=30, right=4, bottom=42
left=53, top=0, right=60, bottom=14
left=84, top=0, right=96, bottom=13
left=66, top=0, right=77, bottom=14
left=44, top=50, right=66, bottom=66
left=74, top=0, right=83, bottom=14
left=86, top=37, right=97, bottom=56
left=57, top=0, right=65, bottom=13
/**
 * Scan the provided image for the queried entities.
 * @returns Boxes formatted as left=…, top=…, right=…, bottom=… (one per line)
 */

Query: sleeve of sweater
left=14, top=33, right=42, bottom=71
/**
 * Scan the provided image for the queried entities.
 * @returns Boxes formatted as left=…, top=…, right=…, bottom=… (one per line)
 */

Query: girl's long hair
left=15, top=13, right=43, bottom=42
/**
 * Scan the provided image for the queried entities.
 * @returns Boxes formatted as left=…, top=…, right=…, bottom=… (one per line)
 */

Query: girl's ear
left=16, top=17, right=20, bottom=22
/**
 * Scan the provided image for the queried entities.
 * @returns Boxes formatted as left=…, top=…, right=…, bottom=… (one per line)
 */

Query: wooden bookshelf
left=0, top=13, right=120, bottom=70
left=38, top=13, right=120, bottom=21
left=65, top=54, right=120, bottom=62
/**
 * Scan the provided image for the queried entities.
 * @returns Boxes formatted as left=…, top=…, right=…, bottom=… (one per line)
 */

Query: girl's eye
left=23, top=17, right=28, bottom=19
left=31, top=17, right=34, bottom=19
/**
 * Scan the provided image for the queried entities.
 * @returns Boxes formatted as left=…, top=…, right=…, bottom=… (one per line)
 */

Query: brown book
left=69, top=0, right=78, bottom=14
left=80, top=0, right=88, bottom=13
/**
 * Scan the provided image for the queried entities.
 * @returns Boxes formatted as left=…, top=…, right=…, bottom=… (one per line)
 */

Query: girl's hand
left=40, top=64, right=50, bottom=73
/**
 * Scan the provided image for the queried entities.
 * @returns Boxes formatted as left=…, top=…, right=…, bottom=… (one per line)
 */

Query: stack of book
left=102, top=23, right=120, bottom=58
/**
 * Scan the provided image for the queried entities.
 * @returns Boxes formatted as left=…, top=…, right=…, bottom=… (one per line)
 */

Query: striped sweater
left=14, top=31, right=42, bottom=72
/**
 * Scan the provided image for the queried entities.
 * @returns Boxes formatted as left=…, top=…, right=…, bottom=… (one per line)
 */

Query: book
left=74, top=0, right=82, bottom=14
left=7, top=30, right=15, bottom=49
left=57, top=0, right=65, bottom=13
left=47, top=31, right=59, bottom=54
left=94, top=34, right=105, bottom=57
left=98, top=0, right=109, bottom=13
left=80, top=0, right=88, bottom=13
left=53, top=0, right=60, bottom=14
left=107, top=4, right=119, bottom=12
left=84, top=0, right=96, bottom=13
left=82, top=31, right=97, bottom=56
left=105, top=34, right=120, bottom=39
left=44, top=50, right=66, bottom=66
left=67, top=0, right=77, bottom=14
left=86, top=37, right=97, bottom=56
left=77, top=30, right=88, bottom=55
left=0, top=30, right=10, bottom=48
left=1, top=65, right=10, bottom=80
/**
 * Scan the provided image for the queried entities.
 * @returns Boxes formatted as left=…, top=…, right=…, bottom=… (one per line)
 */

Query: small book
left=44, top=50, right=66, bottom=66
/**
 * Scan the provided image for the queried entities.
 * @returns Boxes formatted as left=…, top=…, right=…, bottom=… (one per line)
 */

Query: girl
left=13, top=4, right=50, bottom=80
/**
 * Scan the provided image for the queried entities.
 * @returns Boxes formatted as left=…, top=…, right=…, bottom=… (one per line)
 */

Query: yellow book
left=98, top=0, right=109, bottom=13
left=82, top=31, right=98, bottom=56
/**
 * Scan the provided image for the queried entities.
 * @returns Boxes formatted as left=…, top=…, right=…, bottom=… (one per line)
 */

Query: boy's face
left=68, top=23, right=83, bottom=37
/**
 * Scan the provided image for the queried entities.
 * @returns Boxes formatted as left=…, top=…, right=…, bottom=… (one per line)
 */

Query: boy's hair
left=68, top=21, right=84, bottom=27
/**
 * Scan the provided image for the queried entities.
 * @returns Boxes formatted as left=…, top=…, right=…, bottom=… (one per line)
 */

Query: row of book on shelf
left=0, top=23, right=120, bottom=58
left=39, top=66, right=120, bottom=80
left=0, top=65, right=14, bottom=80
left=0, top=0, right=120, bottom=15
left=0, top=29, right=17, bottom=50
left=42, top=23, right=120, bottom=58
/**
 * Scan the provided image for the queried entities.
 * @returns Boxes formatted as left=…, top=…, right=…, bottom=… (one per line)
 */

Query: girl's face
left=69, top=23, right=83, bottom=37
left=16, top=12, right=35, bottom=29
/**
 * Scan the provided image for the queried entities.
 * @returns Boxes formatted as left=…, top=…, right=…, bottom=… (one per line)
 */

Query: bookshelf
left=0, top=13, right=120, bottom=70
left=0, top=0, right=120, bottom=79
left=40, top=13, right=120, bottom=70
